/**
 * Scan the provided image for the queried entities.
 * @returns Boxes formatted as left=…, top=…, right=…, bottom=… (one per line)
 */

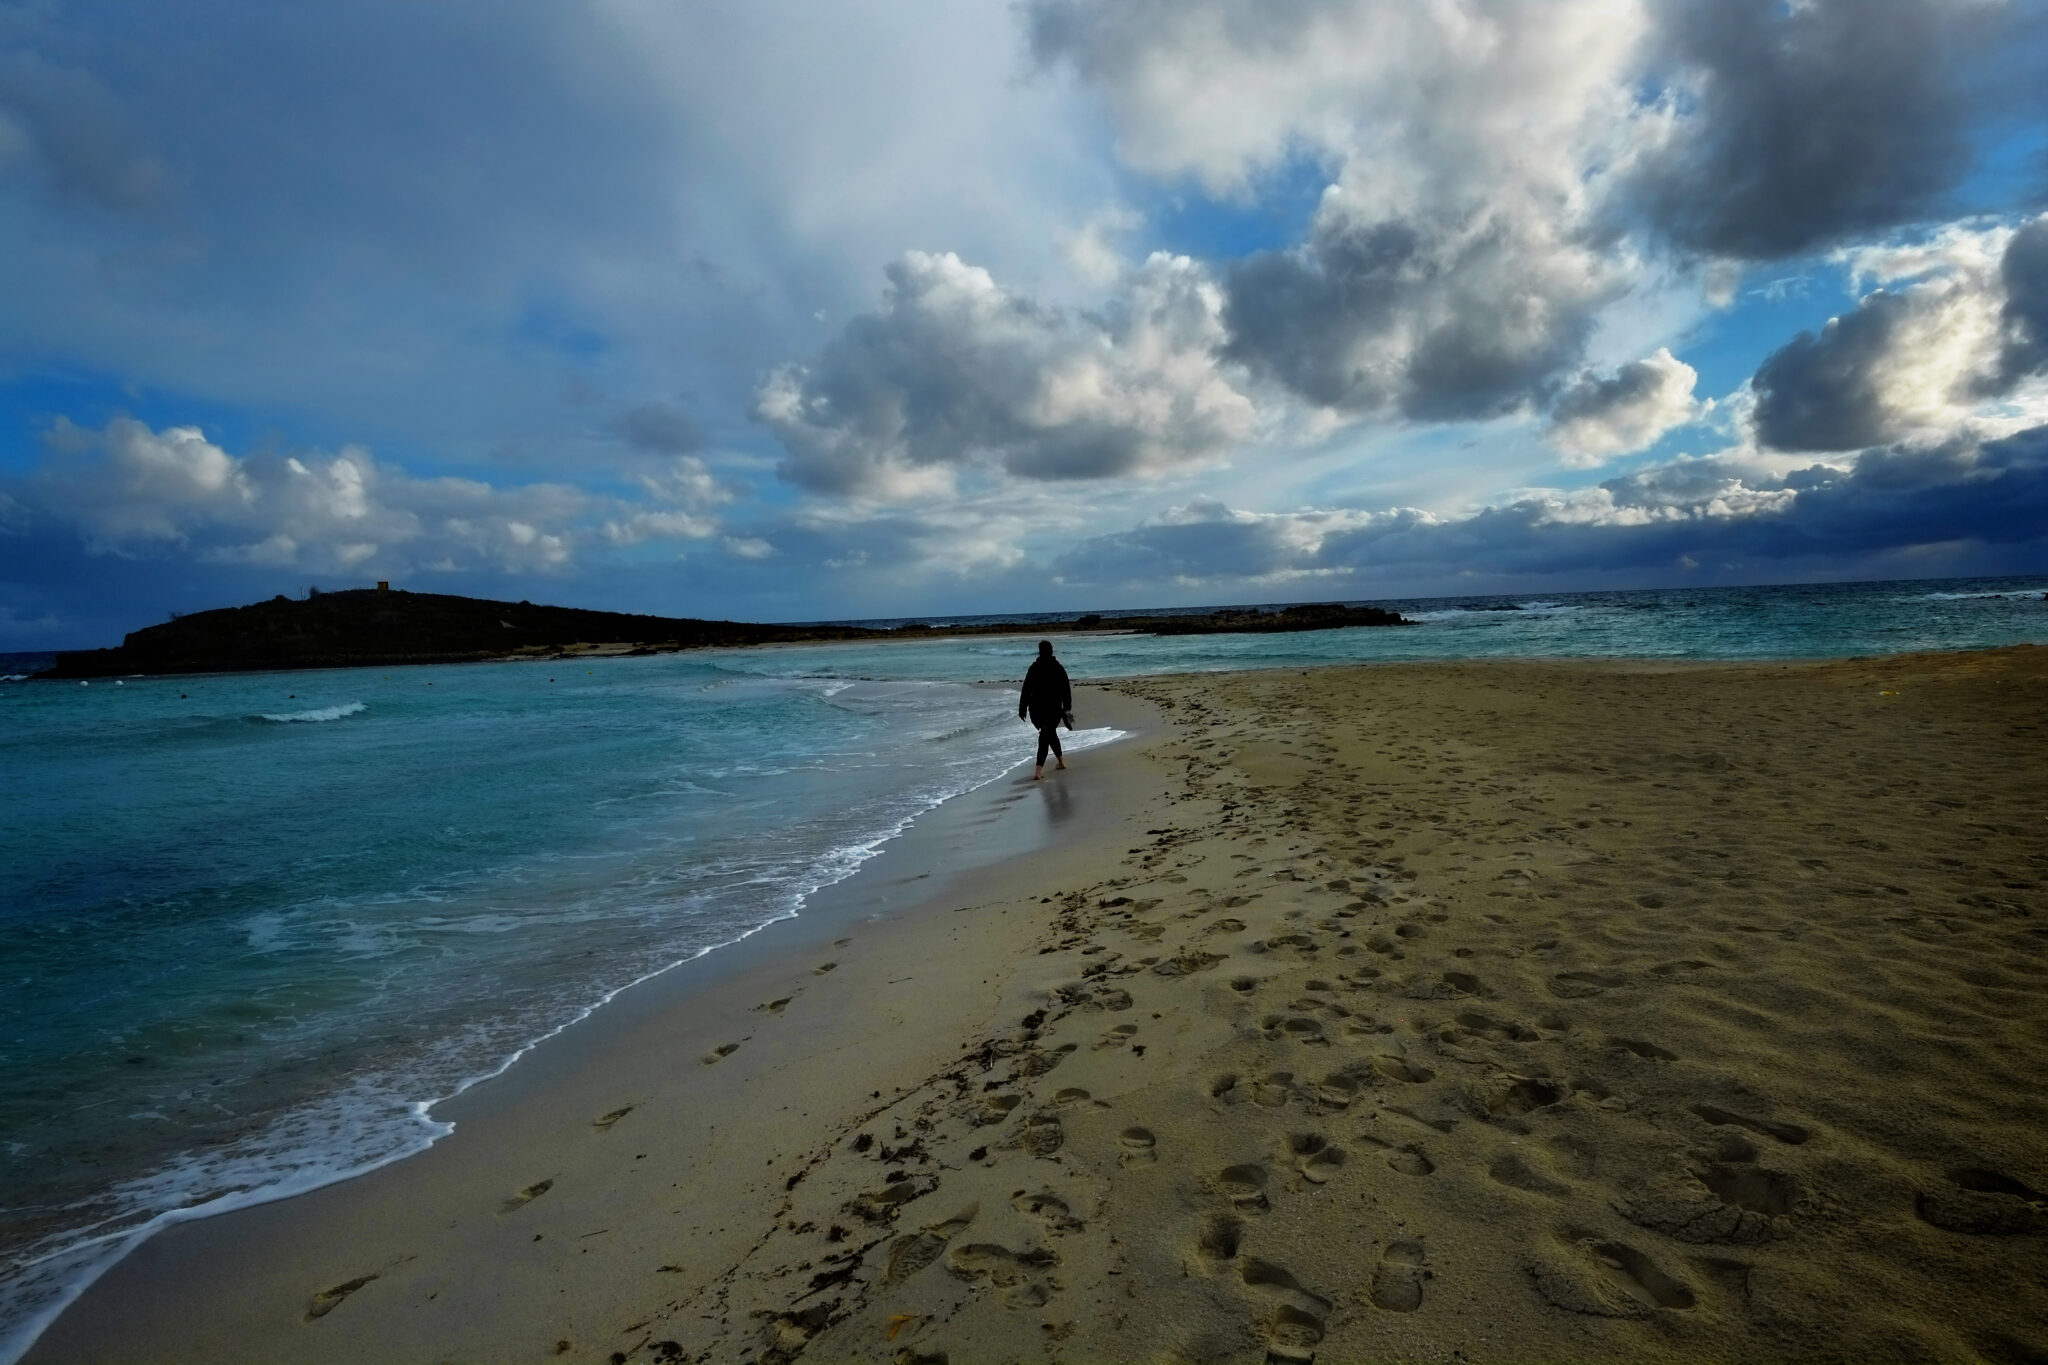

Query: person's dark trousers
left=1036, top=725, right=1064, bottom=766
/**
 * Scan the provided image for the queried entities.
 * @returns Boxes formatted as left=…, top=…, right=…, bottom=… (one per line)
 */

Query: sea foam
left=257, top=701, right=366, bottom=723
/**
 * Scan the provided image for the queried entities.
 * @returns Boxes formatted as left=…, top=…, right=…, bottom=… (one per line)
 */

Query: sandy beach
left=26, top=649, right=2048, bottom=1364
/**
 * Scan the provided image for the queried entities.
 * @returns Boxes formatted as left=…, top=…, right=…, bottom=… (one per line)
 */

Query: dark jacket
left=1019, top=657, right=1072, bottom=729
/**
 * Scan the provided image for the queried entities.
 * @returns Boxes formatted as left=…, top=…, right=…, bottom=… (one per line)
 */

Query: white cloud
left=1547, top=348, right=1704, bottom=464
left=757, top=249, right=1258, bottom=499
left=28, top=417, right=622, bottom=575
left=1753, top=216, right=2048, bottom=452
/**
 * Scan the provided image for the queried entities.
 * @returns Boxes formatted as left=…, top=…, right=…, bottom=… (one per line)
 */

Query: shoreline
left=25, top=650, right=2048, bottom=1362
left=19, top=683, right=1168, bottom=1365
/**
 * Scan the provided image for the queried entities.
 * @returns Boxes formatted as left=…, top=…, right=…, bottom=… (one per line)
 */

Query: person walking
left=1018, top=639, right=1072, bottom=780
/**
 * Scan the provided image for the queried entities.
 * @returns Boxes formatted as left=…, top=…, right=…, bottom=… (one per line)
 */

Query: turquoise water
left=2, top=573, right=2046, bottom=1358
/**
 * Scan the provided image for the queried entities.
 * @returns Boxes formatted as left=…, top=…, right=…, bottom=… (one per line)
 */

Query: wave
left=256, top=702, right=366, bottom=724
left=1918, top=587, right=2048, bottom=601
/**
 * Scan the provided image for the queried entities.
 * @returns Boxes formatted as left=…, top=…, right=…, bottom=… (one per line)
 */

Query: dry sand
left=26, top=650, right=2048, bottom=1364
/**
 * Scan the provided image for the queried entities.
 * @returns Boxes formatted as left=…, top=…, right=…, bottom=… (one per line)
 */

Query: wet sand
left=27, top=650, right=2048, bottom=1363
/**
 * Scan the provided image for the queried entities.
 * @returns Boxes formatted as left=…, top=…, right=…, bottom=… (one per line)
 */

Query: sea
left=2, top=573, right=2046, bottom=1359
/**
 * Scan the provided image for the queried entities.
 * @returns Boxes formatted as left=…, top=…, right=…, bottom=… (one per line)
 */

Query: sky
left=4, top=0, right=2048, bottom=648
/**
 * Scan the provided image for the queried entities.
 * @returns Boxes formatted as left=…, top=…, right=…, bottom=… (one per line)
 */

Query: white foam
left=257, top=701, right=366, bottom=723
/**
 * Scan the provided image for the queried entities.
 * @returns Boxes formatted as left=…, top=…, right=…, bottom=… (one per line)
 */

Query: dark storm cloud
left=1995, top=216, right=2048, bottom=388
left=1751, top=292, right=1918, bottom=452
left=1055, top=426, right=2048, bottom=590
left=1223, top=212, right=1613, bottom=420
left=1628, top=0, right=1996, bottom=260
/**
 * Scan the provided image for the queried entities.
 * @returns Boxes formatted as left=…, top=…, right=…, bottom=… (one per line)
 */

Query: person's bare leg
left=1055, top=757, right=1067, bottom=769
left=1033, top=766, right=1044, bottom=780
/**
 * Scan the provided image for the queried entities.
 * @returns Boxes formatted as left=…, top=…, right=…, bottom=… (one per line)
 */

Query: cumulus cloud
left=19, top=417, right=735, bottom=575
left=1032, top=0, right=1649, bottom=421
left=1627, top=0, right=2003, bottom=260
left=1752, top=218, right=2046, bottom=452
left=1546, top=349, right=1703, bottom=464
left=755, top=249, right=1256, bottom=498
left=1224, top=203, right=1625, bottom=420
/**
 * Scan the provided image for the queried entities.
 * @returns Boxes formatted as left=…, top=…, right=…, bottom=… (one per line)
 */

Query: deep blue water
left=2, top=573, right=2045, bottom=1359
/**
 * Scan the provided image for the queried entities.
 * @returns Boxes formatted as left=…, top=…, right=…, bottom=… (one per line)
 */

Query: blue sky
left=4, top=0, right=2048, bottom=648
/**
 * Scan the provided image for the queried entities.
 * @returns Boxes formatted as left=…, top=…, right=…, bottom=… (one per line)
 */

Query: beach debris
left=500, top=1178, right=553, bottom=1213
left=303, top=1272, right=378, bottom=1321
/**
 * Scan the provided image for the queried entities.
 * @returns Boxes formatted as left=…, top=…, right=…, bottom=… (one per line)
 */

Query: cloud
left=1994, top=216, right=2048, bottom=388
left=16, top=416, right=728, bottom=574
left=1031, top=0, right=1649, bottom=420
left=608, top=403, right=703, bottom=455
left=1055, top=425, right=2048, bottom=590
left=1223, top=202, right=1625, bottom=421
left=1625, top=0, right=2031, bottom=261
left=1547, top=349, right=1703, bottom=463
left=755, top=249, right=1256, bottom=498
left=0, top=48, right=171, bottom=213
left=1752, top=217, right=2045, bottom=452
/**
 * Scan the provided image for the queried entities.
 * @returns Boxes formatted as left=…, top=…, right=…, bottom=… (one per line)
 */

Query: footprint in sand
left=1251, top=1072, right=1295, bottom=1107
left=1358, top=1133, right=1434, bottom=1176
left=1287, top=1132, right=1347, bottom=1184
left=1529, top=1232, right=1694, bottom=1316
left=755, top=996, right=792, bottom=1014
left=1219, top=1163, right=1271, bottom=1213
left=500, top=1179, right=553, bottom=1213
left=1691, top=1103, right=1810, bottom=1145
left=1241, top=1259, right=1331, bottom=1362
left=1094, top=1022, right=1139, bottom=1050
left=1118, top=1127, right=1159, bottom=1166
left=1549, top=969, right=1625, bottom=998
left=813, top=961, right=837, bottom=975
left=1915, top=1167, right=2048, bottom=1236
left=1489, top=1151, right=1570, bottom=1197
left=1368, top=1240, right=1427, bottom=1312
left=1312, top=1074, right=1360, bottom=1112
left=1606, top=1037, right=1678, bottom=1061
left=883, top=1207, right=978, bottom=1283
left=1456, top=1012, right=1538, bottom=1043
left=1487, top=1077, right=1565, bottom=1116
left=304, top=1273, right=378, bottom=1321
left=1013, top=1190, right=1082, bottom=1232
left=702, top=1042, right=740, bottom=1064
left=1006, top=1112, right=1065, bottom=1158
left=591, top=1106, right=634, bottom=1131
left=1196, top=1213, right=1242, bottom=1262
left=1371, top=1055, right=1434, bottom=1085
left=946, top=1242, right=1058, bottom=1308
left=974, top=1094, right=1023, bottom=1126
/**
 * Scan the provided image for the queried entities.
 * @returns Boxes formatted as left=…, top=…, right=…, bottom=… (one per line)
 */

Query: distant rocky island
left=38, top=588, right=1412, bottom=678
